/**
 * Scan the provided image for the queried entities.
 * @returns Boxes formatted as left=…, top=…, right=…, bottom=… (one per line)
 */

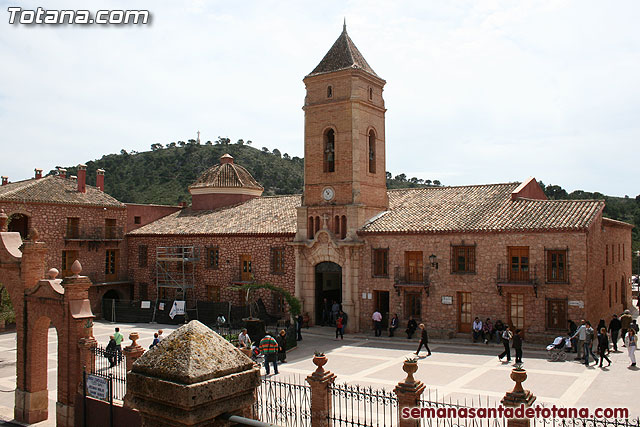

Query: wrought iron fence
left=90, top=345, right=127, bottom=401
left=252, top=376, right=311, bottom=427
left=418, top=390, right=506, bottom=427
left=329, top=383, right=398, bottom=427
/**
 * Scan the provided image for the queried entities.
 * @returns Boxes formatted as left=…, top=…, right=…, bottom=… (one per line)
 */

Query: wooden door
left=458, top=292, right=472, bottom=333
left=508, top=293, right=525, bottom=331
left=374, top=291, right=390, bottom=328
left=405, top=251, right=423, bottom=283
left=508, top=247, right=529, bottom=282
left=240, top=255, right=252, bottom=282
left=105, top=249, right=118, bottom=282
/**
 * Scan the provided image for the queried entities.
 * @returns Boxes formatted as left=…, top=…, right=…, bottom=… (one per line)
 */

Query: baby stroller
left=251, top=346, right=265, bottom=365
left=546, top=336, right=571, bottom=361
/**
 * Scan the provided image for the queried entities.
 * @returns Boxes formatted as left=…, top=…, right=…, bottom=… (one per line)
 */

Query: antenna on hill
left=197, top=130, right=201, bottom=144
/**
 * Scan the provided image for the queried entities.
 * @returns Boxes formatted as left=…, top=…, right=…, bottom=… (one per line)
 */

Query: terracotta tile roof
left=189, top=155, right=263, bottom=192
left=360, top=184, right=605, bottom=234
left=307, top=26, right=378, bottom=78
left=128, top=195, right=301, bottom=235
left=0, top=176, right=125, bottom=208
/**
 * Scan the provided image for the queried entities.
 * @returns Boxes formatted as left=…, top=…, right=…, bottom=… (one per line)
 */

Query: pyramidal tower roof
left=307, top=21, right=378, bottom=78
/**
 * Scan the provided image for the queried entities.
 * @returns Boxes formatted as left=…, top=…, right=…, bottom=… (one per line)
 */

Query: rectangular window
left=405, top=251, right=423, bottom=283
left=138, top=245, right=148, bottom=268
left=405, top=292, right=421, bottom=318
left=66, top=217, right=79, bottom=239
left=105, top=249, right=118, bottom=280
left=134, top=216, right=141, bottom=224
left=273, top=294, right=286, bottom=313
left=508, top=293, right=525, bottom=331
left=105, top=218, right=117, bottom=239
left=207, top=247, right=219, bottom=269
left=546, top=249, right=567, bottom=283
left=546, top=299, right=567, bottom=330
left=61, top=250, right=79, bottom=277
left=373, top=248, right=389, bottom=277
left=139, top=283, right=148, bottom=300
left=451, top=245, right=476, bottom=274
left=508, top=247, right=529, bottom=282
left=271, top=247, right=285, bottom=274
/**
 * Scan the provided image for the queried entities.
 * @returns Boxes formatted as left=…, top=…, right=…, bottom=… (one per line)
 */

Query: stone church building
left=126, top=25, right=633, bottom=342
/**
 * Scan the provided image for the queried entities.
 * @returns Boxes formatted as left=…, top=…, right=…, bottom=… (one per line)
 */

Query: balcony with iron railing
left=64, top=226, right=124, bottom=241
left=232, top=267, right=256, bottom=284
left=393, top=266, right=430, bottom=295
left=496, top=264, right=539, bottom=296
left=85, top=271, right=130, bottom=285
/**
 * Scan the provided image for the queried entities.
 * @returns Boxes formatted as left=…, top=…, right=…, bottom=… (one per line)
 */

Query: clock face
left=322, top=187, right=335, bottom=201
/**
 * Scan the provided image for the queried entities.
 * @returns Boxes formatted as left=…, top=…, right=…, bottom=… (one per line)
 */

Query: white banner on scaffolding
left=169, top=300, right=186, bottom=319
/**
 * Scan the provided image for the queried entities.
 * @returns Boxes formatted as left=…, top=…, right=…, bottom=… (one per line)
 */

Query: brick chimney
left=58, top=168, right=67, bottom=179
left=1, top=176, right=7, bottom=186
left=34, top=168, right=42, bottom=179
left=96, top=169, right=105, bottom=191
left=77, top=164, right=87, bottom=193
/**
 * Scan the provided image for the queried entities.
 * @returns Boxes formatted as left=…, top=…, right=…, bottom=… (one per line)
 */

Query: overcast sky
left=1, top=0, right=639, bottom=197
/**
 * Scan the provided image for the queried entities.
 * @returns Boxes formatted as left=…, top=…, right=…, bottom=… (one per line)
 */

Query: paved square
left=0, top=320, right=637, bottom=426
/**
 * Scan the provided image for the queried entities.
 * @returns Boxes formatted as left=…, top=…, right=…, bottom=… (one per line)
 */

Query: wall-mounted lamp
left=429, top=254, right=438, bottom=270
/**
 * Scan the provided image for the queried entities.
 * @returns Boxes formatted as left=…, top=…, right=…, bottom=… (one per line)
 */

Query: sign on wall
left=441, top=296, right=453, bottom=305
left=568, top=300, right=584, bottom=308
left=86, top=374, right=109, bottom=401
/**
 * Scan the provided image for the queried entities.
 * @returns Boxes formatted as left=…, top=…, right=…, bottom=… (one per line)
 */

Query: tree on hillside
left=433, top=180, right=441, bottom=186
left=150, top=143, right=163, bottom=151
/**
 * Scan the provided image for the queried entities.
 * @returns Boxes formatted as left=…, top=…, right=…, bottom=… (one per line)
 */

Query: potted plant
left=402, top=356, right=419, bottom=384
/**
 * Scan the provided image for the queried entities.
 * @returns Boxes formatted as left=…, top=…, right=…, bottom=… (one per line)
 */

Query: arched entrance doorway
left=315, top=262, right=342, bottom=324
left=102, top=289, right=120, bottom=321
left=8, top=214, right=29, bottom=239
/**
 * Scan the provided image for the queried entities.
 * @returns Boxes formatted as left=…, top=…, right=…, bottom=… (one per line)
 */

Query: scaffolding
left=152, top=246, right=199, bottom=322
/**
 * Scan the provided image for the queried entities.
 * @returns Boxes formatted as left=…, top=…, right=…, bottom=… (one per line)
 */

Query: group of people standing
left=569, top=310, right=638, bottom=367
left=320, top=298, right=349, bottom=340
left=497, top=325, right=523, bottom=363
left=238, top=328, right=289, bottom=375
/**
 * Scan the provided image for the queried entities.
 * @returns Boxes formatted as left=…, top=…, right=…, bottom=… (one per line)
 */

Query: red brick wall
left=125, top=204, right=181, bottom=231
left=0, top=201, right=127, bottom=285
left=190, top=193, right=259, bottom=211
left=126, top=234, right=296, bottom=312
left=358, top=227, right=612, bottom=343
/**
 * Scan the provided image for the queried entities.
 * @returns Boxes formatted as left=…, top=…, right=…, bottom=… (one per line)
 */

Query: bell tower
left=295, top=22, right=388, bottom=243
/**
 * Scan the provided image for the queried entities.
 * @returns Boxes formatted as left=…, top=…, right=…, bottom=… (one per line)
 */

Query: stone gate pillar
left=501, top=367, right=536, bottom=427
left=123, top=332, right=145, bottom=372
left=394, top=360, right=426, bottom=427
left=125, top=321, right=260, bottom=426
left=306, top=353, right=336, bottom=427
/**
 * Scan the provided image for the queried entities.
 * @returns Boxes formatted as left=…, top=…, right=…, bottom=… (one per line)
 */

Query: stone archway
left=314, top=262, right=342, bottom=324
left=0, top=212, right=96, bottom=427
left=7, top=214, right=29, bottom=239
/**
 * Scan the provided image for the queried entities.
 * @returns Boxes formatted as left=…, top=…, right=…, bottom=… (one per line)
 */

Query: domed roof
left=189, top=154, right=263, bottom=193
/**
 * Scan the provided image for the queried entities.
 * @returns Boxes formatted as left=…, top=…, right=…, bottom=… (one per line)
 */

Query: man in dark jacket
left=513, top=329, right=523, bottom=363
left=568, top=320, right=578, bottom=353
left=105, top=335, right=117, bottom=368
left=415, top=323, right=431, bottom=356
left=608, top=314, right=622, bottom=351
left=406, top=317, right=418, bottom=339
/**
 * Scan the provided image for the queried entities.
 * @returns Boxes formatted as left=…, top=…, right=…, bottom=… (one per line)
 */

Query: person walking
left=113, top=327, right=124, bottom=364
left=498, top=326, right=512, bottom=362
left=406, top=317, right=418, bottom=339
left=259, top=333, right=279, bottom=375
left=335, top=313, right=344, bottom=340
left=567, top=320, right=578, bottom=352
left=571, top=320, right=587, bottom=360
left=105, top=335, right=117, bottom=368
left=625, top=329, right=637, bottom=367
left=584, top=321, right=599, bottom=366
left=276, top=329, right=287, bottom=363
left=331, top=300, right=340, bottom=325
left=415, top=323, right=431, bottom=356
left=389, top=314, right=399, bottom=337
left=372, top=310, right=383, bottom=337
left=608, top=314, right=622, bottom=352
left=597, top=327, right=611, bottom=367
left=296, top=314, right=303, bottom=341
left=620, top=310, right=633, bottom=345
left=513, top=329, right=523, bottom=364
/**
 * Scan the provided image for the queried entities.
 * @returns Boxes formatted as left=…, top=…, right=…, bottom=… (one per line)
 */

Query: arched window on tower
left=327, top=86, right=333, bottom=98
left=308, top=216, right=314, bottom=239
left=315, top=216, right=321, bottom=234
left=334, top=215, right=340, bottom=236
left=368, top=130, right=376, bottom=174
left=324, top=129, right=335, bottom=173
left=340, top=215, right=347, bottom=239
left=369, top=87, right=373, bottom=100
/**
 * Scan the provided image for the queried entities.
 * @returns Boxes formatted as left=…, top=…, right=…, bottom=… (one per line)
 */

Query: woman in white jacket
left=625, top=329, right=637, bottom=367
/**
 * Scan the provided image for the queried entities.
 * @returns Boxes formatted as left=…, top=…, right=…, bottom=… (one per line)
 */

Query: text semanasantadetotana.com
left=7, top=7, right=150, bottom=25
left=401, top=405, right=629, bottom=420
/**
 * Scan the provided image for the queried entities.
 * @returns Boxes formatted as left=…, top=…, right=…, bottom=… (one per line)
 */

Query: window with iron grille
left=66, top=217, right=79, bottom=239
left=450, top=245, right=475, bottom=274
left=138, top=245, right=148, bottom=268
left=546, top=249, right=568, bottom=283
left=207, top=247, right=219, bottom=269
left=372, top=248, right=388, bottom=277
left=271, top=247, right=285, bottom=274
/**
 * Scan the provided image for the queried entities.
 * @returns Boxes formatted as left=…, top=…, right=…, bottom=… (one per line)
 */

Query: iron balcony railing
left=86, top=272, right=129, bottom=284
left=232, top=267, right=256, bottom=283
left=64, top=226, right=124, bottom=241
left=394, top=266, right=430, bottom=286
left=496, top=264, right=539, bottom=285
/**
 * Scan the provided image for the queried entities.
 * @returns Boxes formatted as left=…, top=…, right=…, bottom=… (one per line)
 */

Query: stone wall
left=125, top=204, right=181, bottom=232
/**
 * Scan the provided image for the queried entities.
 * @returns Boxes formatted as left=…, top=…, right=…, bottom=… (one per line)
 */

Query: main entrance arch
left=315, top=262, right=342, bottom=324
